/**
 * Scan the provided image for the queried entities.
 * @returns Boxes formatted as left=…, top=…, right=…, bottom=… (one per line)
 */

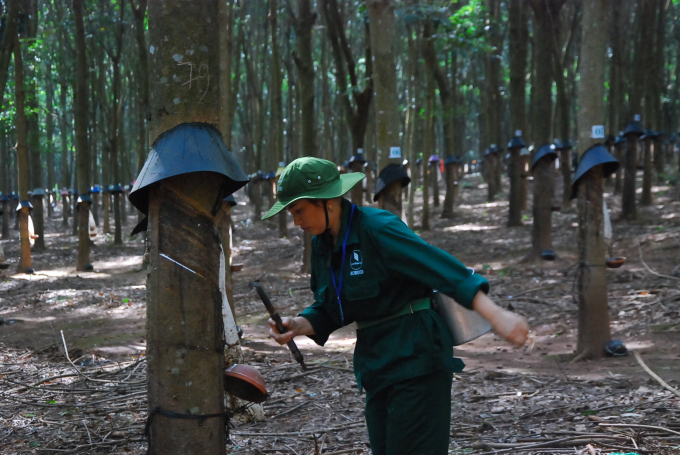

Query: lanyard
left=330, top=204, right=356, bottom=325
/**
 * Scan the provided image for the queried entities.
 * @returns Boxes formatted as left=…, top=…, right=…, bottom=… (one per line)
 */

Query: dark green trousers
left=364, top=371, right=453, bottom=455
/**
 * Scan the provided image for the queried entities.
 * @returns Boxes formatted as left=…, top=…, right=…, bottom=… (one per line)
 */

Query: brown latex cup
left=224, top=364, right=268, bottom=403
left=606, top=257, right=626, bottom=269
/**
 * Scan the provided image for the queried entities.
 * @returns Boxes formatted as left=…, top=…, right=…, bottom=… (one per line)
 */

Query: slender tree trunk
left=640, top=137, right=653, bottom=206
left=45, top=60, right=56, bottom=219
left=73, top=0, right=91, bottom=271
left=24, top=2, right=45, bottom=251
left=0, top=0, right=20, bottom=103
left=291, top=0, right=316, bottom=274
left=422, top=73, right=434, bottom=232
left=368, top=0, right=403, bottom=218
left=1, top=132, right=10, bottom=239
left=487, top=0, right=503, bottom=196
left=575, top=0, right=610, bottom=360
left=14, top=35, right=31, bottom=272
left=507, top=0, right=527, bottom=227
left=132, top=0, right=149, bottom=226
left=528, top=0, right=563, bottom=260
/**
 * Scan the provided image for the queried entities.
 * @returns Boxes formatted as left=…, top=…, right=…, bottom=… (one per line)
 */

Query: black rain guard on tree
left=531, top=144, right=558, bottom=170
left=508, top=137, right=526, bottom=150
left=373, top=163, right=411, bottom=201
left=623, top=121, right=644, bottom=137
left=129, top=123, right=248, bottom=236
left=129, top=123, right=248, bottom=218
left=570, top=144, right=620, bottom=199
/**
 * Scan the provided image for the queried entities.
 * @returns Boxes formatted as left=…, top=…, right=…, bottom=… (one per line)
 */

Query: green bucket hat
left=262, top=157, right=365, bottom=219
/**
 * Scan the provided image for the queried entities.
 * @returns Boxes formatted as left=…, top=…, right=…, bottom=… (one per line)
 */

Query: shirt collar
left=332, top=198, right=359, bottom=253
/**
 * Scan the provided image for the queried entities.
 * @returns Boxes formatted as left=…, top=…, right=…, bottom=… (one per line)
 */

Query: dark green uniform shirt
left=300, top=198, right=489, bottom=396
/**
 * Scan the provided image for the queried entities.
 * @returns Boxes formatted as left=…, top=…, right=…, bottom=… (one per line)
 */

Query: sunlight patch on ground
left=443, top=224, right=500, bottom=233
left=95, top=256, right=143, bottom=270
left=459, top=201, right=509, bottom=209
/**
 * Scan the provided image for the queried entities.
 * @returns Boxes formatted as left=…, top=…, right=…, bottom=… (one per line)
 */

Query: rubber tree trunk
left=621, top=135, right=638, bottom=219
left=421, top=73, right=434, bottom=232
left=575, top=0, right=610, bottom=360
left=641, top=137, right=653, bottom=206
left=441, top=162, right=456, bottom=218
left=507, top=147, right=523, bottom=227
left=613, top=142, right=624, bottom=195
left=73, top=0, right=91, bottom=271
left=508, top=0, right=527, bottom=227
left=349, top=161, right=364, bottom=206
left=527, top=0, right=560, bottom=261
left=365, top=163, right=374, bottom=205
left=145, top=1, right=228, bottom=453
left=24, top=1, right=45, bottom=251
left=560, top=147, right=573, bottom=206
left=431, top=162, right=439, bottom=208
left=520, top=155, right=528, bottom=210
left=407, top=162, right=418, bottom=229
left=530, top=158, right=555, bottom=259
left=485, top=154, right=496, bottom=202
left=13, top=34, right=31, bottom=272
left=72, top=194, right=78, bottom=236
left=103, top=194, right=111, bottom=234
left=291, top=0, right=316, bottom=274
left=369, top=0, right=404, bottom=218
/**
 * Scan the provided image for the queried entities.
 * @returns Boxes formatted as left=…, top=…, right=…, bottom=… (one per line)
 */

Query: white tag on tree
left=591, top=125, right=605, bottom=139
left=389, top=146, right=401, bottom=159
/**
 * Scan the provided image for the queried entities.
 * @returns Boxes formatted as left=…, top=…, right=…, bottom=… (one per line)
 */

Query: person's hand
left=268, top=317, right=297, bottom=345
left=492, top=310, right=529, bottom=347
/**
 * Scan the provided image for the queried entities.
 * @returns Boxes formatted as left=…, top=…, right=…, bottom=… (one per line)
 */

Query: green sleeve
left=299, top=302, right=340, bottom=347
left=298, top=271, right=341, bottom=346
left=377, top=220, right=489, bottom=309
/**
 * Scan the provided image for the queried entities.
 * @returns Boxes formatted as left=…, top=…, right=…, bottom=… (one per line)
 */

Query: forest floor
left=0, top=170, right=679, bottom=455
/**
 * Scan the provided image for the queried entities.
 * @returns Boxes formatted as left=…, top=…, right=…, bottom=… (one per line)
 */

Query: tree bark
left=575, top=0, right=610, bottom=360
left=290, top=0, right=316, bottom=274
left=640, top=137, right=653, bottom=206
left=441, top=162, right=456, bottom=219
left=24, top=0, right=45, bottom=251
left=507, top=0, right=527, bottom=227
left=421, top=72, right=434, bottom=232
left=45, top=60, right=56, bottom=218
left=145, top=1, right=233, bottom=451
left=0, top=0, right=19, bottom=104
left=73, top=0, right=91, bottom=271
left=368, top=0, right=403, bottom=218
left=131, top=0, right=149, bottom=195
left=527, top=0, right=565, bottom=260
left=13, top=34, right=31, bottom=272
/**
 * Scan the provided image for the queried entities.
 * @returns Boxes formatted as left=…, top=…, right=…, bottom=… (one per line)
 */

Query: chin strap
left=323, top=200, right=330, bottom=232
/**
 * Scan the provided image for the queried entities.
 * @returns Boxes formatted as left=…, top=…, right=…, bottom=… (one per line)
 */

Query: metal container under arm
left=433, top=291, right=492, bottom=346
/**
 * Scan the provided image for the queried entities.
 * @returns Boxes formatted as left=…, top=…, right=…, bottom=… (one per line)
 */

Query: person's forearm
left=472, top=290, right=529, bottom=346
left=472, top=291, right=504, bottom=325
left=292, top=316, right=315, bottom=337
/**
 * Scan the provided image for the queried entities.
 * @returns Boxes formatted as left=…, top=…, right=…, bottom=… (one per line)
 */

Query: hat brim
left=262, top=172, right=365, bottom=220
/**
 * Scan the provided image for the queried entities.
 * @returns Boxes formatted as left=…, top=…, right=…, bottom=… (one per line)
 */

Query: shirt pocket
left=344, top=278, right=380, bottom=302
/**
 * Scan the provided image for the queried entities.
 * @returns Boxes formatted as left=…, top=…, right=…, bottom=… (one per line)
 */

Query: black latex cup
left=373, top=163, right=411, bottom=202
left=531, top=144, right=557, bottom=171
left=129, top=122, right=248, bottom=218
left=605, top=340, right=628, bottom=357
left=570, top=143, right=620, bottom=199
